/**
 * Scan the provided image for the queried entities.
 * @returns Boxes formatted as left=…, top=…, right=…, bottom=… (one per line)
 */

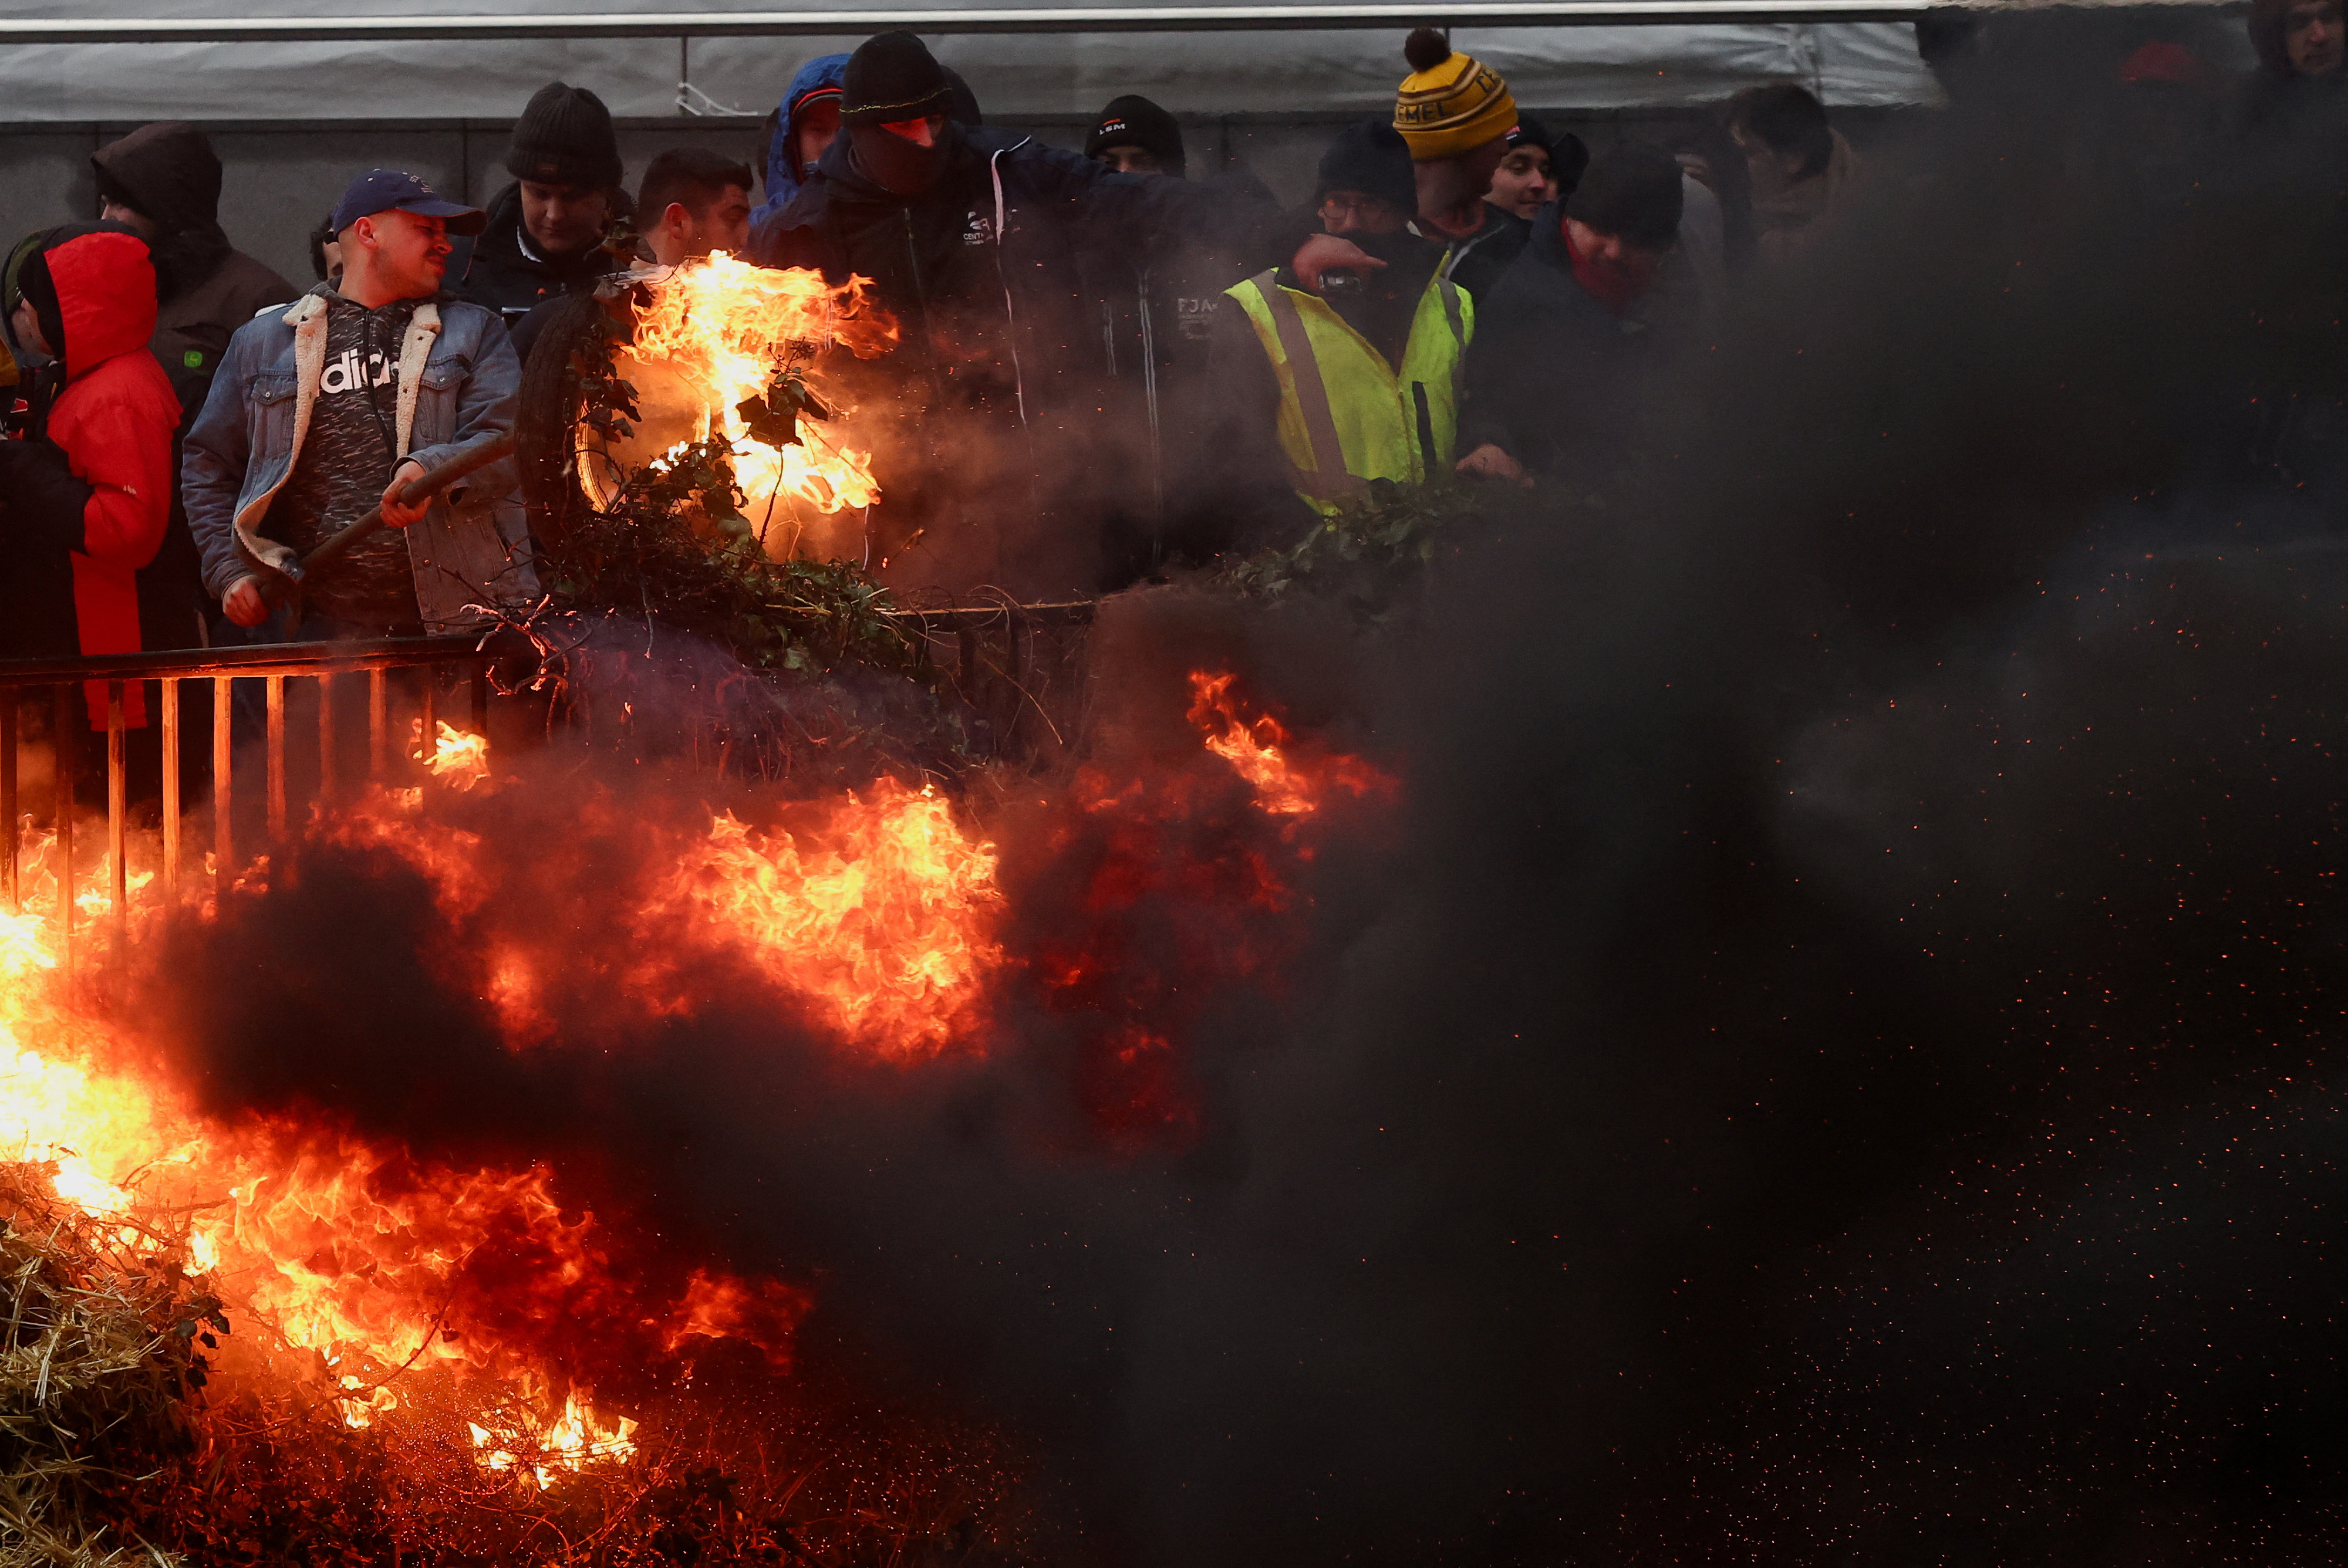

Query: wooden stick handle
left=264, top=432, right=515, bottom=600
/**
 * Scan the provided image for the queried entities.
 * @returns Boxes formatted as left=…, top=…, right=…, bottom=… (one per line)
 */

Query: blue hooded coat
left=751, top=54, right=850, bottom=234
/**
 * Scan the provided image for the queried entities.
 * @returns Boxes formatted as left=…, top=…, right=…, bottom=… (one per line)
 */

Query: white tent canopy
left=0, top=1, right=1948, bottom=120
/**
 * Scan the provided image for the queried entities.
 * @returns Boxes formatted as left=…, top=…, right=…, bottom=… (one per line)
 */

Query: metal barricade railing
left=895, top=600, right=1097, bottom=758
left=0, top=637, right=496, bottom=965
left=0, top=604, right=1099, bottom=966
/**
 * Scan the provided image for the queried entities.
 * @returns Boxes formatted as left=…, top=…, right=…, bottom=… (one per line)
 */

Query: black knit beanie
left=1506, top=114, right=1592, bottom=197
left=1314, top=120, right=1416, bottom=215
left=841, top=32, right=954, bottom=126
left=945, top=67, right=984, bottom=127
left=506, top=82, right=623, bottom=190
left=1504, top=113, right=1553, bottom=156
left=1087, top=94, right=1186, bottom=175
left=1566, top=144, right=1684, bottom=249
left=1551, top=130, right=1592, bottom=197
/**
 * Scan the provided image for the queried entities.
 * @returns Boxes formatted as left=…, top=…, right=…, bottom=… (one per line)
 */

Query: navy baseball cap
left=330, top=169, right=486, bottom=236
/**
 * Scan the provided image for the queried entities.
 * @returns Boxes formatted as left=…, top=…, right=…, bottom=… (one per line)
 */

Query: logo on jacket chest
left=319, top=345, right=396, bottom=396
left=962, top=211, right=996, bottom=246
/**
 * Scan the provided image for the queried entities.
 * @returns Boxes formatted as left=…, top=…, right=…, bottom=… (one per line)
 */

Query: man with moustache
left=184, top=170, right=534, bottom=640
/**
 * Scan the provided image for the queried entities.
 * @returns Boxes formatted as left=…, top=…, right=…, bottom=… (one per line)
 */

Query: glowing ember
left=674, top=780, right=1004, bottom=1057
left=468, top=1390, right=640, bottom=1489
left=413, top=718, right=492, bottom=789
left=627, top=254, right=898, bottom=536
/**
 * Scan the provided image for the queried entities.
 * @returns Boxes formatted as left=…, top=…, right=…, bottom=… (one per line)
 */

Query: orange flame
left=672, top=780, right=1004, bottom=1057
left=469, top=1390, right=640, bottom=1490
left=0, top=661, right=1385, bottom=1511
left=0, top=818, right=791, bottom=1472
left=412, top=719, right=492, bottom=789
left=1186, top=671, right=1391, bottom=816
left=630, top=254, right=896, bottom=524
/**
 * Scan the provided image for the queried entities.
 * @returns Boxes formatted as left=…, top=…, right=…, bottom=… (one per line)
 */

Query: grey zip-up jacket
left=182, top=284, right=534, bottom=630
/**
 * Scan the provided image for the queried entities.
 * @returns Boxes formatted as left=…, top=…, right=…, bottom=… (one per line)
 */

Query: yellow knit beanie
left=1392, top=27, right=1517, bottom=161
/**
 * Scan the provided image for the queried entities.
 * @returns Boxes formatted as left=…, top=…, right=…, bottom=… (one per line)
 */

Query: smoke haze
left=143, top=32, right=2348, bottom=1565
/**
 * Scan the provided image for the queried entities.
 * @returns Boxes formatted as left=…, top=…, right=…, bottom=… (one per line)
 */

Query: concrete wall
left=0, top=106, right=1859, bottom=289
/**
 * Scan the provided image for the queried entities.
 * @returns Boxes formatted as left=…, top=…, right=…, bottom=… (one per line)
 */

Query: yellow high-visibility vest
left=1226, top=266, right=1473, bottom=515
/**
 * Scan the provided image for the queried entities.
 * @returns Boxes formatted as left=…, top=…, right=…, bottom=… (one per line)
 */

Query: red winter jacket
left=42, top=229, right=181, bottom=726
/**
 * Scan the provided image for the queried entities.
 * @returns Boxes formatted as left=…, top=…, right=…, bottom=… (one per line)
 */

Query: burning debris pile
left=517, top=257, right=919, bottom=684
left=0, top=648, right=1393, bottom=1564
left=506, top=256, right=983, bottom=789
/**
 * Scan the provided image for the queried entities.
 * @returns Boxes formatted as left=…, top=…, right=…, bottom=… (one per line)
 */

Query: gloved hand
left=0, top=434, right=92, bottom=554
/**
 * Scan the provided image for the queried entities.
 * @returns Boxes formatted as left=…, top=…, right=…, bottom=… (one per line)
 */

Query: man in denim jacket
left=184, top=170, right=534, bottom=638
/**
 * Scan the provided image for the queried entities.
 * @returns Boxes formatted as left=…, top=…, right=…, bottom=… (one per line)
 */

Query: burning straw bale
left=0, top=1163, right=213, bottom=1567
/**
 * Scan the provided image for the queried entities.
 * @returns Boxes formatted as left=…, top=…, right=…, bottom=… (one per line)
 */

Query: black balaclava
left=1087, top=94, right=1186, bottom=177
left=839, top=31, right=960, bottom=197
left=849, top=121, right=956, bottom=197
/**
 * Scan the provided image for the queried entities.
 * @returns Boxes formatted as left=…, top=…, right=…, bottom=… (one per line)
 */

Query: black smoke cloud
left=141, top=33, right=2348, bottom=1566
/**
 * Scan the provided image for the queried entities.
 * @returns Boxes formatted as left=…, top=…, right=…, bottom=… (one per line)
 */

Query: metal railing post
left=266, top=674, right=287, bottom=838
left=318, top=670, right=338, bottom=802
left=418, top=668, right=437, bottom=768
left=213, top=676, right=233, bottom=887
left=1, top=695, right=15, bottom=912
left=106, top=683, right=127, bottom=957
left=53, top=685, right=74, bottom=971
left=370, top=668, right=388, bottom=778
left=161, top=677, right=180, bottom=895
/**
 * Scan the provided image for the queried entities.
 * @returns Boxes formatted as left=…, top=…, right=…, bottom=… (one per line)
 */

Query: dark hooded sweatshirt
left=90, top=121, right=295, bottom=651
left=750, top=53, right=851, bottom=239
left=89, top=122, right=298, bottom=423
left=0, top=225, right=180, bottom=722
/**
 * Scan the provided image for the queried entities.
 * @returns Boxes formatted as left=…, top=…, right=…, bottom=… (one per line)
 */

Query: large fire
left=0, top=665, right=1389, bottom=1557
left=621, top=254, right=898, bottom=552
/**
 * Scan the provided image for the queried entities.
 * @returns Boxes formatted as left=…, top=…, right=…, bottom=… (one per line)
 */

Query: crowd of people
left=1, top=3, right=2343, bottom=709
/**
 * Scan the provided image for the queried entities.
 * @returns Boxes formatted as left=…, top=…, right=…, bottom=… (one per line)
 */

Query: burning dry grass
left=0, top=1161, right=211, bottom=1567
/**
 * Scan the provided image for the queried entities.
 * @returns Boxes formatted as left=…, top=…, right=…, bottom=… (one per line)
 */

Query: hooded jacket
left=89, top=122, right=298, bottom=420
left=751, top=54, right=851, bottom=234
left=450, top=184, right=625, bottom=328
left=1, top=227, right=181, bottom=722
